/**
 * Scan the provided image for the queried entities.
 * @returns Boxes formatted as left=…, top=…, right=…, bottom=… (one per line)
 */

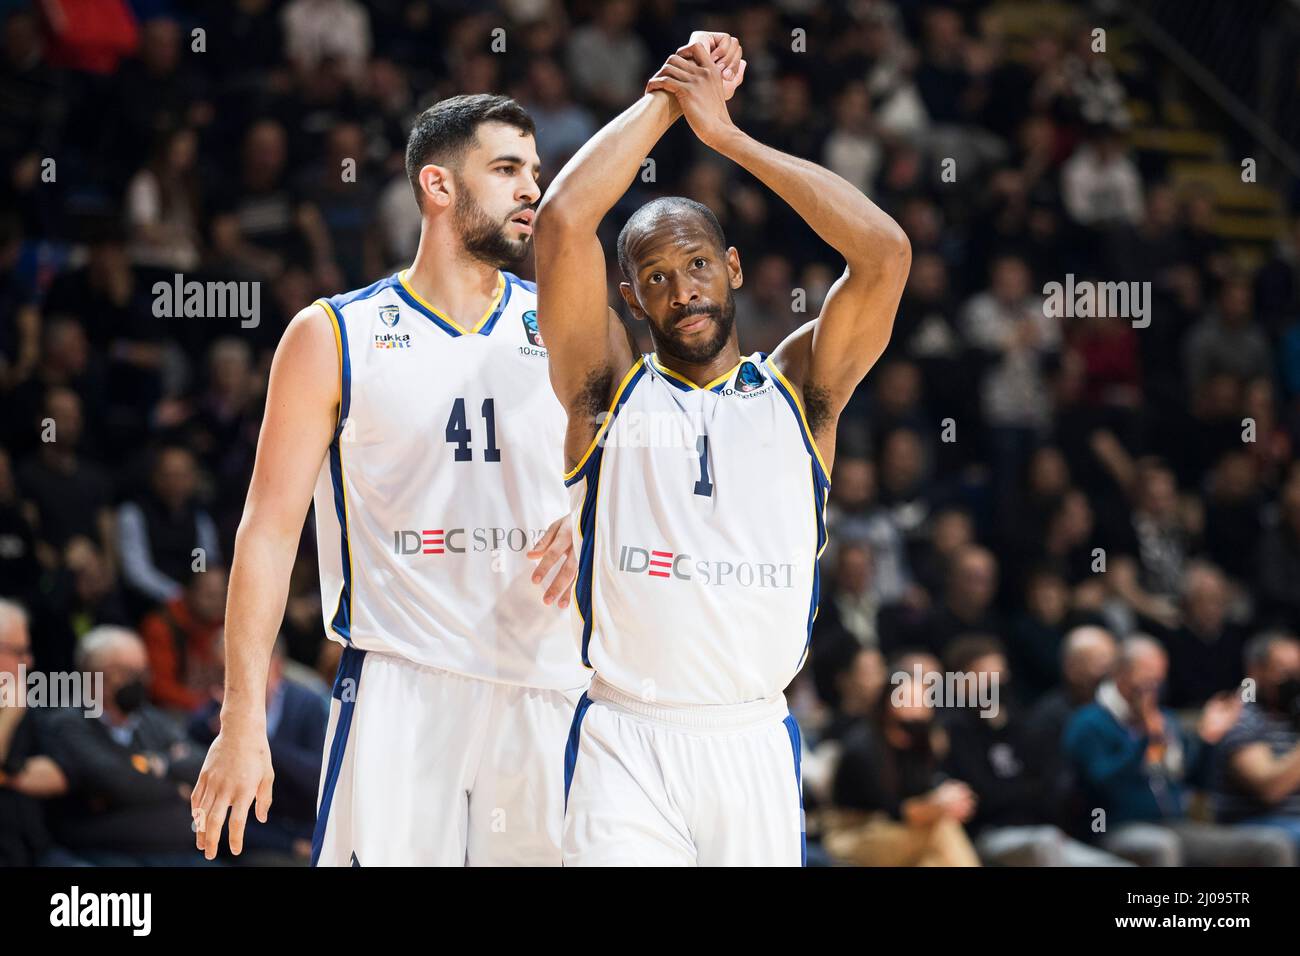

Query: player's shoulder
left=319, top=273, right=402, bottom=321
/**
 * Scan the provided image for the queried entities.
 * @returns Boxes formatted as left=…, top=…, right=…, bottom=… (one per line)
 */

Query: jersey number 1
left=446, top=398, right=501, bottom=462
left=693, top=435, right=713, bottom=497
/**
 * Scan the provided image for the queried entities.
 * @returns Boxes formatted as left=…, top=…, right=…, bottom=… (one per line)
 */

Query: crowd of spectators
left=2, top=0, right=1300, bottom=866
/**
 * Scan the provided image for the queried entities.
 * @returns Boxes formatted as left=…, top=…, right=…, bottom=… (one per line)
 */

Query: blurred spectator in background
left=281, top=0, right=371, bottom=85
left=564, top=0, right=647, bottom=114
left=125, top=126, right=202, bottom=272
left=940, top=636, right=1130, bottom=864
left=1061, top=126, right=1144, bottom=229
left=1162, top=562, right=1246, bottom=708
left=140, top=566, right=226, bottom=712
left=1064, top=635, right=1291, bottom=865
left=1026, top=625, right=1119, bottom=837
left=1258, top=471, right=1300, bottom=632
left=825, top=653, right=980, bottom=866
left=1183, top=277, right=1274, bottom=394
left=961, top=254, right=1058, bottom=516
left=0, top=599, right=71, bottom=866
left=189, top=637, right=327, bottom=864
left=45, top=627, right=209, bottom=866
left=1213, top=632, right=1300, bottom=853
left=17, top=387, right=114, bottom=570
left=117, top=445, right=221, bottom=618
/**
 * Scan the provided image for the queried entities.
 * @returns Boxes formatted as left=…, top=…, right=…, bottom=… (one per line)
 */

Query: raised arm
left=649, top=47, right=910, bottom=469
left=535, top=34, right=743, bottom=470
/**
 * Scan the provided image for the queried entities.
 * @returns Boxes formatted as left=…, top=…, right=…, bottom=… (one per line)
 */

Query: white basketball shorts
left=312, top=646, right=585, bottom=866
left=562, top=676, right=806, bottom=866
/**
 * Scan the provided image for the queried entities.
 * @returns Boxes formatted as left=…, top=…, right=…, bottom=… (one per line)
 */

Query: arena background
left=2, top=0, right=1300, bottom=868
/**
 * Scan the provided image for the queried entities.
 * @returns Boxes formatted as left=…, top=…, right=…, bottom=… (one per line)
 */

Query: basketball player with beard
left=535, top=43, right=911, bottom=865
left=193, top=95, right=590, bottom=866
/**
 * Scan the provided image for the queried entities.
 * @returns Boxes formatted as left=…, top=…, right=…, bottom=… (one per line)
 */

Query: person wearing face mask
left=1213, top=632, right=1300, bottom=853
left=43, top=626, right=212, bottom=865
left=823, top=653, right=981, bottom=866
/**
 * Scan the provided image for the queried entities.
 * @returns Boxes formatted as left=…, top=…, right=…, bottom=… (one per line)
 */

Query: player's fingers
left=545, top=553, right=579, bottom=607
left=203, top=797, right=231, bottom=861
left=531, top=544, right=563, bottom=585
left=192, top=782, right=217, bottom=851
left=526, top=521, right=559, bottom=559
left=226, top=792, right=253, bottom=856
left=718, top=36, right=741, bottom=75
left=255, top=774, right=273, bottom=824
left=657, top=62, right=694, bottom=83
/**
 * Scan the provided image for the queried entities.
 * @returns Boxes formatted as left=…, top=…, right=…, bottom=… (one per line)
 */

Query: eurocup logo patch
left=522, top=309, right=545, bottom=347
left=735, top=360, right=765, bottom=392
left=379, top=304, right=400, bottom=328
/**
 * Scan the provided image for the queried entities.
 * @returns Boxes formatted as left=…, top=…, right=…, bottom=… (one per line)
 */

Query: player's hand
left=647, top=32, right=744, bottom=100
left=528, top=514, right=576, bottom=609
left=191, top=717, right=274, bottom=859
left=646, top=43, right=745, bottom=148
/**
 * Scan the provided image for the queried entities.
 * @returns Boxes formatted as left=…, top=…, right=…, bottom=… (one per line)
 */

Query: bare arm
left=1229, top=741, right=1300, bottom=806
left=650, top=47, right=910, bottom=468
left=192, top=302, right=339, bottom=858
left=534, top=91, right=676, bottom=428
left=536, top=34, right=742, bottom=470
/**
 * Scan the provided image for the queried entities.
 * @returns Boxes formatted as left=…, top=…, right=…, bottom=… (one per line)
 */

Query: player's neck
left=405, top=227, right=504, bottom=328
left=653, top=339, right=744, bottom=390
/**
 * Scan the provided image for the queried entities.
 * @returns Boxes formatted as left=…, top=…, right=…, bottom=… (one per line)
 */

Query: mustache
left=673, top=302, right=720, bottom=324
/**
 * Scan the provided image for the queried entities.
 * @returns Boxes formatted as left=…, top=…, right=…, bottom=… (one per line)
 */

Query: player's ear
left=726, top=247, right=743, bottom=289
left=419, top=163, right=454, bottom=210
left=618, top=282, right=646, bottom=322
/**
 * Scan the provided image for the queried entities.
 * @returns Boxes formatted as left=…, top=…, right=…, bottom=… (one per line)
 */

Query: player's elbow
left=534, top=192, right=585, bottom=246
left=845, top=222, right=911, bottom=278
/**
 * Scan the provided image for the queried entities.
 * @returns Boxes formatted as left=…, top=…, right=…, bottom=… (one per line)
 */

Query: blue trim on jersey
left=330, top=274, right=398, bottom=312
left=327, top=442, right=353, bottom=641
left=505, top=271, right=537, bottom=293
left=392, top=278, right=463, bottom=337
left=802, top=462, right=830, bottom=667
left=563, top=691, right=594, bottom=811
left=766, top=362, right=831, bottom=488
left=477, top=272, right=514, bottom=336
left=318, top=299, right=354, bottom=641
left=564, top=362, right=647, bottom=488
left=783, top=713, right=807, bottom=867
left=311, top=646, right=366, bottom=866
left=571, top=364, right=646, bottom=667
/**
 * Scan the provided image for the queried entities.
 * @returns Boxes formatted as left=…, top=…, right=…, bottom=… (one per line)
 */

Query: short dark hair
left=405, top=94, right=535, bottom=205
left=616, top=196, right=726, bottom=280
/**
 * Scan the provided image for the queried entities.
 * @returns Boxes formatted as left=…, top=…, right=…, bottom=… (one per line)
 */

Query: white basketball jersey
left=566, top=352, right=830, bottom=706
left=311, top=270, right=588, bottom=690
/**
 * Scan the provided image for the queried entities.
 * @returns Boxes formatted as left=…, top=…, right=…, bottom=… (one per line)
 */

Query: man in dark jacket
left=45, top=626, right=211, bottom=865
left=941, top=636, right=1129, bottom=864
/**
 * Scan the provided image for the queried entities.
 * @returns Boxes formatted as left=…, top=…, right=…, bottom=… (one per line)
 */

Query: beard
left=453, top=180, right=530, bottom=269
left=650, top=287, right=737, bottom=364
